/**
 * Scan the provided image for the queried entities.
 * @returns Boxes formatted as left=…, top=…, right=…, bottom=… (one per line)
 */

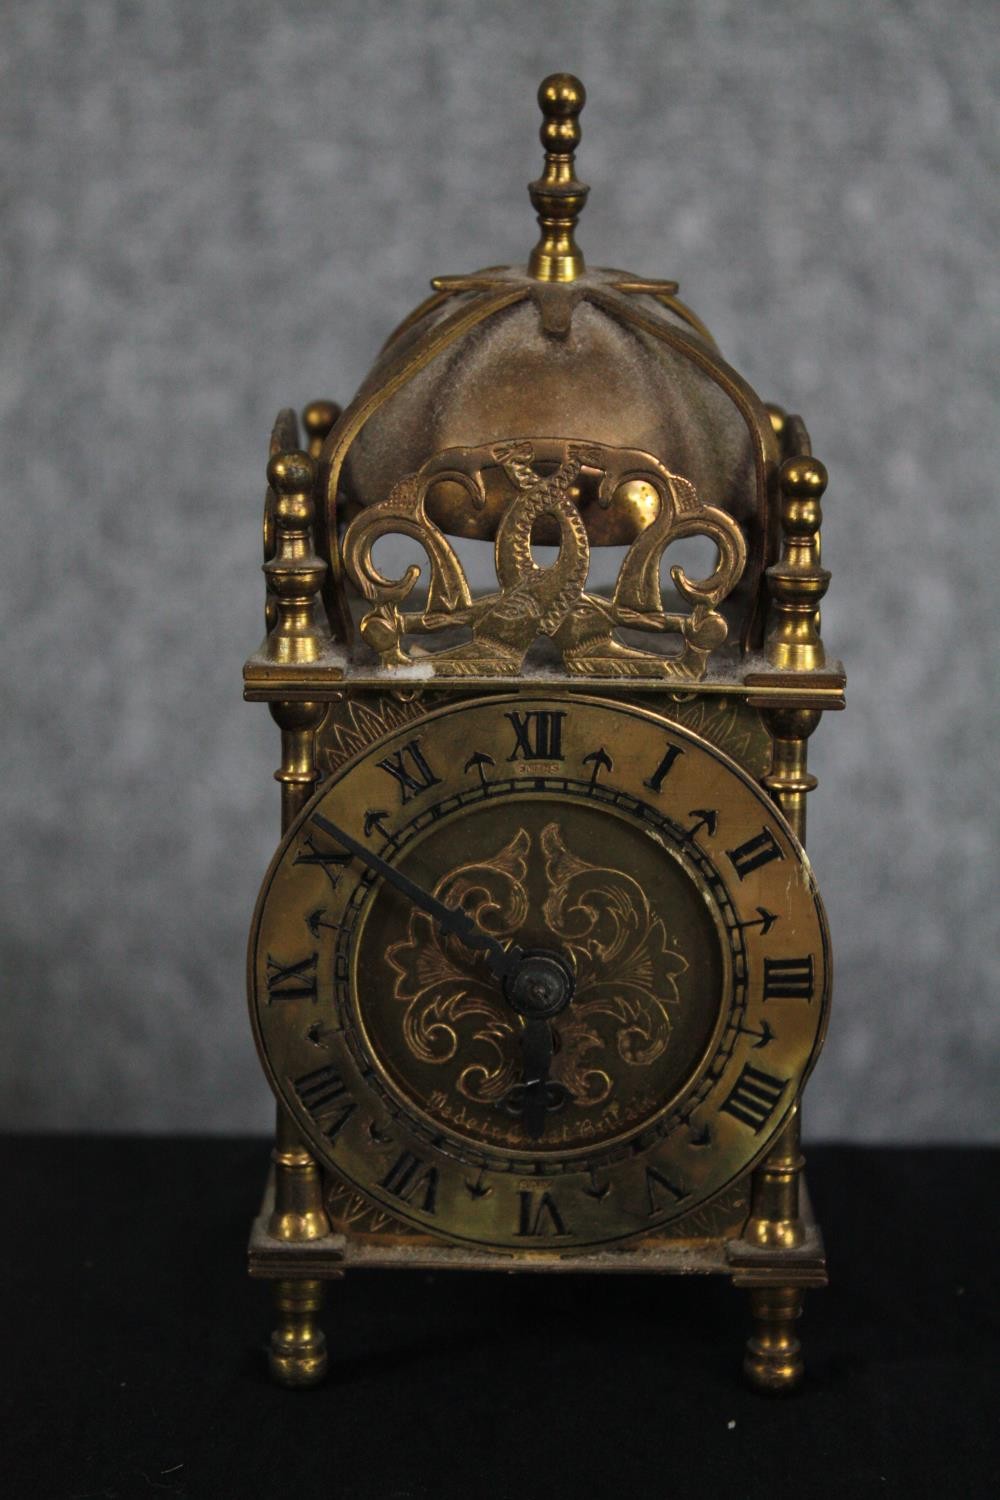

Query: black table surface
left=4, top=1138, right=997, bottom=1500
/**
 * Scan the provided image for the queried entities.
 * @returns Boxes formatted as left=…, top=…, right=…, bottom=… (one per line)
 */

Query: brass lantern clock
left=244, top=75, right=843, bottom=1393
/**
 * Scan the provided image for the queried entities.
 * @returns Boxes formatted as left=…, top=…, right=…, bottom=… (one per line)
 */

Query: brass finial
left=528, top=73, right=588, bottom=282
left=765, top=457, right=830, bottom=671
left=262, top=448, right=328, bottom=665
left=301, top=399, right=342, bottom=459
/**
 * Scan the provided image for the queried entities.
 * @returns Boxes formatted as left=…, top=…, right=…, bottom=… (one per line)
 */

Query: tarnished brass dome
left=317, top=75, right=780, bottom=653
left=243, top=73, right=835, bottom=687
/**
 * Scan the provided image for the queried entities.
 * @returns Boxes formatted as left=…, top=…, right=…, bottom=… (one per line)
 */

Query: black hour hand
left=309, top=813, right=523, bottom=983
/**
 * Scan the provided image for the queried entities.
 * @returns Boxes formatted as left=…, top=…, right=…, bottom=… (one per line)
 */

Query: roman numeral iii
left=720, top=1063, right=788, bottom=1132
left=762, top=956, right=815, bottom=1002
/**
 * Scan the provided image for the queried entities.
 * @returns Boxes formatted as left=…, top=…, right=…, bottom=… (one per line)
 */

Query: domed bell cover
left=318, top=75, right=782, bottom=677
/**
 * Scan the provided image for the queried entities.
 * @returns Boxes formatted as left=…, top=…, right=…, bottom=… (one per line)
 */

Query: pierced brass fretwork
left=342, top=438, right=746, bottom=680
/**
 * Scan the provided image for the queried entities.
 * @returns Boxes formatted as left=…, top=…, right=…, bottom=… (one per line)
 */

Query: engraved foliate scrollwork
left=386, top=829, right=528, bottom=1106
left=317, top=691, right=430, bottom=776
left=341, top=438, right=747, bottom=679
left=386, top=824, right=688, bottom=1109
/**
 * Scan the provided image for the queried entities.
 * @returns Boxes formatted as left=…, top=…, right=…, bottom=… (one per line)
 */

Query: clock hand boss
left=309, top=813, right=526, bottom=984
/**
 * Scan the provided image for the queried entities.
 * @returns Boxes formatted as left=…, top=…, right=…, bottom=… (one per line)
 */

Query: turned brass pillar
left=262, top=434, right=336, bottom=1386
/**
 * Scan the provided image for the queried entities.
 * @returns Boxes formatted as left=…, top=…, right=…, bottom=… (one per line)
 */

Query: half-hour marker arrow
left=687, top=1119, right=712, bottom=1147
left=736, top=1018, right=776, bottom=1050
left=685, top=808, right=718, bottom=840
left=306, top=907, right=342, bottom=938
left=583, top=746, right=613, bottom=789
left=737, top=907, right=779, bottom=935
left=463, top=750, right=495, bottom=789
left=368, top=1120, right=392, bottom=1145
left=465, top=1168, right=492, bottom=1199
left=583, top=1168, right=611, bottom=1201
left=363, top=809, right=391, bottom=839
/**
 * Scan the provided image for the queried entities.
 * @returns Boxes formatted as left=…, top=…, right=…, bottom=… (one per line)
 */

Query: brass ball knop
left=537, top=73, right=586, bottom=150
left=302, top=400, right=342, bottom=448
left=267, top=449, right=316, bottom=497
left=779, top=456, right=827, bottom=537
left=780, top=455, right=828, bottom=499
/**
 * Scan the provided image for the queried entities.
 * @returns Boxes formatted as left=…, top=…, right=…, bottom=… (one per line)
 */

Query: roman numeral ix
left=265, top=952, right=318, bottom=1004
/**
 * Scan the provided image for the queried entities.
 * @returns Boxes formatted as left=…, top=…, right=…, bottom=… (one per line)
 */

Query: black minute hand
left=310, top=813, right=524, bottom=983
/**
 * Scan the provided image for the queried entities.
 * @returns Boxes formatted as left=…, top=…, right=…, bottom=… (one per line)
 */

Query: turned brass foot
left=743, top=1286, right=804, bottom=1394
left=269, top=1279, right=328, bottom=1388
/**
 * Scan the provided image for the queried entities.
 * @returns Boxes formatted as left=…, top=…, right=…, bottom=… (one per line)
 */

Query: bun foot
left=268, top=1279, right=328, bottom=1388
left=743, top=1285, right=804, bottom=1394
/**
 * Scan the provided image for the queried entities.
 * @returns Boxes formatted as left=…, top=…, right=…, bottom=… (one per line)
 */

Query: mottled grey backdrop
left=2, top=0, right=996, bottom=1139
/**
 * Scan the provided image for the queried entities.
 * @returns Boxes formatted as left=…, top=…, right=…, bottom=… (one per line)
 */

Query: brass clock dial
left=249, top=695, right=829, bottom=1251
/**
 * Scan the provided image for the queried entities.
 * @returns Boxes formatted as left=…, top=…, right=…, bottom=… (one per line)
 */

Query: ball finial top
left=528, top=73, right=589, bottom=283
left=537, top=73, right=586, bottom=149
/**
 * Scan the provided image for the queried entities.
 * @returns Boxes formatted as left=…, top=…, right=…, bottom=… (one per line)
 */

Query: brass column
left=742, top=450, right=829, bottom=1392
left=263, top=442, right=333, bottom=1386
